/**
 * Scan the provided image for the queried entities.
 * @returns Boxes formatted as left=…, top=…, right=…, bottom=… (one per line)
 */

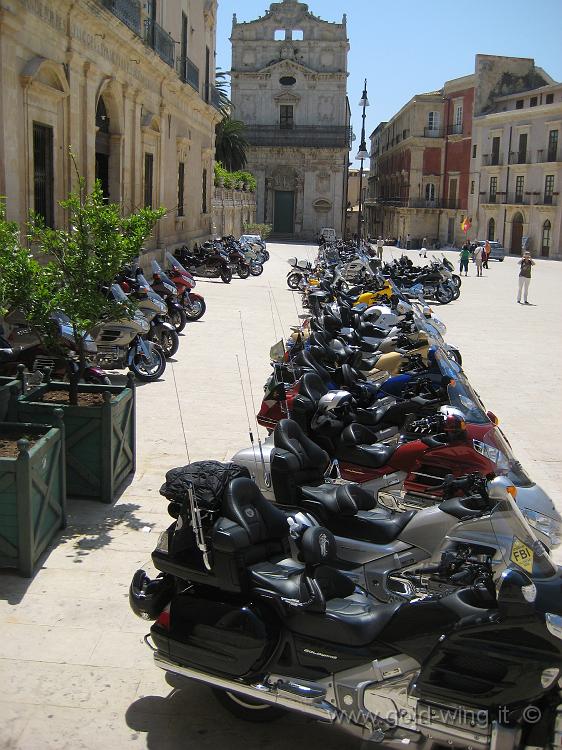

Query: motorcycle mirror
left=498, top=567, right=536, bottom=615
left=487, top=410, right=499, bottom=426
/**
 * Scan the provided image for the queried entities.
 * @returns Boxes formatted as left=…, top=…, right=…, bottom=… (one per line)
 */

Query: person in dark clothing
left=517, top=251, right=535, bottom=304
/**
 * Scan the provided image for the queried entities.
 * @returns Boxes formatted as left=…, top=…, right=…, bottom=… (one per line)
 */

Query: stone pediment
left=273, top=91, right=301, bottom=104
left=259, top=58, right=316, bottom=78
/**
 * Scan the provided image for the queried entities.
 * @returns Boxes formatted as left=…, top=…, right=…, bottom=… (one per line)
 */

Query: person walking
left=420, top=236, right=428, bottom=258
left=483, top=239, right=490, bottom=270
left=517, top=250, right=535, bottom=304
left=459, top=242, right=470, bottom=276
left=473, top=244, right=484, bottom=276
left=376, top=236, right=384, bottom=260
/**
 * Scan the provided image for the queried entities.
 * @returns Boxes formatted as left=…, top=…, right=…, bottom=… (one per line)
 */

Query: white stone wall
left=0, top=0, right=220, bottom=252
left=212, top=187, right=257, bottom=238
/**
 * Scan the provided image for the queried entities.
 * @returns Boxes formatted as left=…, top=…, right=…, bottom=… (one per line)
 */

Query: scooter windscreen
left=435, top=349, right=488, bottom=424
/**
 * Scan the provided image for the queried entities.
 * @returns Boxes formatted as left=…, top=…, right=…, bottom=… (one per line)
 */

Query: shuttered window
left=33, top=122, right=54, bottom=227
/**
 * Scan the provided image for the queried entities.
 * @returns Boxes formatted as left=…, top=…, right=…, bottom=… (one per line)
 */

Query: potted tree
left=0, top=168, right=164, bottom=503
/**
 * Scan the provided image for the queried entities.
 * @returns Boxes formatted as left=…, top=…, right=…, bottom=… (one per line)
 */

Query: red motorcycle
left=165, top=252, right=206, bottom=321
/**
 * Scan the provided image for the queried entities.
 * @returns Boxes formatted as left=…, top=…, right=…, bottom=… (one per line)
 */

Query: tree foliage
left=215, top=116, right=249, bottom=172
left=0, top=160, right=164, bottom=403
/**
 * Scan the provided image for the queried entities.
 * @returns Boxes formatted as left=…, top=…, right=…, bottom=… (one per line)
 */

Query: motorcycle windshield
left=490, top=498, right=556, bottom=579
left=435, top=349, right=488, bottom=424
left=111, top=283, right=129, bottom=303
left=151, top=260, right=175, bottom=288
left=136, top=274, right=152, bottom=294
left=166, top=252, right=188, bottom=275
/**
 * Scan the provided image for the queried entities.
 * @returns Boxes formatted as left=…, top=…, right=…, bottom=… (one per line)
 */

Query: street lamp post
left=355, top=79, right=369, bottom=245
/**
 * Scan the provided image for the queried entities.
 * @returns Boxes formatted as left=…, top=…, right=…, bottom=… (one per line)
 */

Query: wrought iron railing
left=482, top=154, right=503, bottom=166
left=537, top=148, right=561, bottom=163
left=244, top=125, right=352, bottom=148
left=100, top=0, right=141, bottom=35
left=176, top=56, right=199, bottom=92
left=144, top=18, right=174, bottom=68
left=423, top=127, right=444, bottom=138
left=448, top=123, right=463, bottom=135
left=508, top=151, right=530, bottom=164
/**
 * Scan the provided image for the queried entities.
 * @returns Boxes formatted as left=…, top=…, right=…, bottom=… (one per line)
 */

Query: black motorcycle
left=130, top=469, right=562, bottom=750
left=176, top=242, right=232, bottom=284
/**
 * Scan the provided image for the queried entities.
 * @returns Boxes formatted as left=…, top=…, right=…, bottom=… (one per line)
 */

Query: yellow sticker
left=510, top=537, right=534, bottom=573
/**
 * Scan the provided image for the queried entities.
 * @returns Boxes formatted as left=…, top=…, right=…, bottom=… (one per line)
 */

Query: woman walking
left=517, top=251, right=535, bottom=304
left=473, top=244, right=484, bottom=277
left=459, top=243, right=470, bottom=276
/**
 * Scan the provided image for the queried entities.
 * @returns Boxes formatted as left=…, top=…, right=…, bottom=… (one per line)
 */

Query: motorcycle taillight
left=155, top=603, right=170, bottom=630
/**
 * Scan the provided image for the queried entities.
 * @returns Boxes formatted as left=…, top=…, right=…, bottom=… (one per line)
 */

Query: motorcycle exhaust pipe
left=154, top=652, right=338, bottom=722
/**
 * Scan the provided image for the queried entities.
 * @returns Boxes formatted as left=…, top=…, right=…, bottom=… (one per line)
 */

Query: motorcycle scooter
left=149, top=260, right=187, bottom=333
left=91, top=284, right=166, bottom=382
left=166, top=252, right=206, bottom=321
left=177, top=242, right=232, bottom=284
left=120, top=273, right=179, bottom=359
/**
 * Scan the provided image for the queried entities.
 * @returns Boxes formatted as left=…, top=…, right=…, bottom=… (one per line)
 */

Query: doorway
left=511, top=212, right=524, bottom=254
left=95, top=96, right=111, bottom=200
left=274, top=190, right=294, bottom=233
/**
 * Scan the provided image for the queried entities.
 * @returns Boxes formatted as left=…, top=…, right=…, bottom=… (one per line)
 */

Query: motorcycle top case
left=152, top=591, right=271, bottom=678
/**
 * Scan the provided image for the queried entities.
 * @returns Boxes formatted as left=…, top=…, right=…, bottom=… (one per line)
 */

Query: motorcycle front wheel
left=211, top=688, right=285, bottom=723
left=130, top=347, right=166, bottom=381
left=237, top=263, right=250, bottom=279
left=287, top=272, right=302, bottom=289
left=436, top=285, right=454, bottom=304
left=450, top=284, right=461, bottom=301
left=452, top=274, right=462, bottom=288
left=250, top=262, right=263, bottom=277
left=182, top=295, right=206, bottom=321
left=159, top=329, right=179, bottom=359
left=262, top=249, right=270, bottom=261
left=221, top=267, right=232, bottom=284
left=169, top=307, right=187, bottom=333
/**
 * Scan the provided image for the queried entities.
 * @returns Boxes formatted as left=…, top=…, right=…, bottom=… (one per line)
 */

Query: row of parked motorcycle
left=129, top=240, right=562, bottom=750
left=0, top=236, right=269, bottom=384
left=288, top=242, right=461, bottom=305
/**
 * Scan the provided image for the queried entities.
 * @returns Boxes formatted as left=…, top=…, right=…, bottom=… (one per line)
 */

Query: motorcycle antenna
left=170, top=362, right=191, bottom=463
left=235, top=354, right=261, bottom=481
left=238, top=312, right=271, bottom=487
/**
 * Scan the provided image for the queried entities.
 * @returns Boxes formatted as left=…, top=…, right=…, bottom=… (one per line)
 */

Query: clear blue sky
left=216, top=0, right=562, bottom=164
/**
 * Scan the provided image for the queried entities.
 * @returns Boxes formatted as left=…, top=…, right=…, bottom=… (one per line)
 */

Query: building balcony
left=508, top=151, right=531, bottom=165
left=505, top=193, right=529, bottom=205
left=144, top=18, right=174, bottom=67
left=100, top=0, right=141, bottom=35
left=244, top=125, right=352, bottom=148
left=176, top=56, right=199, bottom=92
left=539, top=194, right=558, bottom=206
left=423, top=127, right=444, bottom=138
left=447, top=123, right=463, bottom=135
left=482, top=154, right=503, bottom=167
left=537, top=148, right=561, bottom=163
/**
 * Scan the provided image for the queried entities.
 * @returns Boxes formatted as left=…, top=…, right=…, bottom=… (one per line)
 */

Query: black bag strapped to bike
left=159, top=460, right=250, bottom=558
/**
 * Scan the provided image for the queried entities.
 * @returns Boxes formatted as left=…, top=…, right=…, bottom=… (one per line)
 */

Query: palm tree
left=214, top=69, right=232, bottom=117
left=215, top=116, right=248, bottom=172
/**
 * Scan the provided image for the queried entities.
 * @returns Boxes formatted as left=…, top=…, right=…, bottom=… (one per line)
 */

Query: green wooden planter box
left=0, top=415, right=66, bottom=576
left=11, top=374, right=136, bottom=504
left=0, top=376, right=21, bottom=422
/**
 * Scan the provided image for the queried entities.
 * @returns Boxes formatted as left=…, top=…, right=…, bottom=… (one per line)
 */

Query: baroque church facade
left=230, top=0, right=351, bottom=240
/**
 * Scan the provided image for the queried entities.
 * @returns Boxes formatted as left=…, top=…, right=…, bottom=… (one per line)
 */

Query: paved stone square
left=0, top=244, right=561, bottom=749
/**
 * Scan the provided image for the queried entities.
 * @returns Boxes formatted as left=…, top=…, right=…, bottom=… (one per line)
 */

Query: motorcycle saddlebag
left=151, top=591, right=271, bottom=678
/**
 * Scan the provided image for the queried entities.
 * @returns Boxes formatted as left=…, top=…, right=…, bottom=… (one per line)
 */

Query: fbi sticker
left=510, top=537, right=534, bottom=573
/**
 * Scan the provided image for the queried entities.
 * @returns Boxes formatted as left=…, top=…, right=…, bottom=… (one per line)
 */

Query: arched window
left=487, top=217, right=495, bottom=241
left=542, top=219, right=552, bottom=257
left=425, top=183, right=435, bottom=202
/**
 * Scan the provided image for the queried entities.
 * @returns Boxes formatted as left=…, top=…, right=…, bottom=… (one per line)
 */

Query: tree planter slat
left=11, top=375, right=136, bottom=503
left=0, top=376, right=21, bottom=422
left=0, top=415, right=66, bottom=576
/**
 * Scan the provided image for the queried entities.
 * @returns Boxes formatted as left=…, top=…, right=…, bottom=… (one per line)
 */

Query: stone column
left=83, top=61, right=99, bottom=193
left=294, top=173, right=304, bottom=235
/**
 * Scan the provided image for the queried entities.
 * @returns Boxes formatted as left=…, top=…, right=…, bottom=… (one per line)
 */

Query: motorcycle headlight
left=155, top=529, right=169, bottom=554
left=524, top=510, right=562, bottom=548
left=546, top=613, right=562, bottom=640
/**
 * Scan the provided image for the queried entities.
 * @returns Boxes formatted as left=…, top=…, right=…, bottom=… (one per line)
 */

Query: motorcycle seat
left=249, top=557, right=304, bottom=599
left=288, top=591, right=401, bottom=647
left=340, top=422, right=386, bottom=446
left=336, top=441, right=395, bottom=469
left=334, top=509, right=417, bottom=545
left=299, top=482, right=376, bottom=515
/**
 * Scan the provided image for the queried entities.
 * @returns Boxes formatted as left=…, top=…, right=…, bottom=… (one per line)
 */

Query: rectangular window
left=33, top=122, right=54, bottom=227
left=544, top=174, right=554, bottom=204
left=546, top=93, right=554, bottom=104
left=179, top=11, right=188, bottom=81
left=177, top=161, right=185, bottom=216
left=517, top=133, right=527, bottom=163
left=454, top=103, right=463, bottom=125
left=515, top=175, right=524, bottom=202
left=472, top=144, right=477, bottom=159
left=427, top=111, right=440, bottom=131
left=530, top=96, right=538, bottom=107
left=205, top=45, right=210, bottom=103
left=548, top=130, right=558, bottom=162
left=448, top=178, right=457, bottom=208
left=144, top=153, right=154, bottom=208
left=489, top=176, right=497, bottom=203
left=491, top=137, right=500, bottom=165
left=280, top=104, right=294, bottom=129
left=470, top=180, right=475, bottom=195
left=202, top=168, right=207, bottom=213
left=515, top=99, right=524, bottom=109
